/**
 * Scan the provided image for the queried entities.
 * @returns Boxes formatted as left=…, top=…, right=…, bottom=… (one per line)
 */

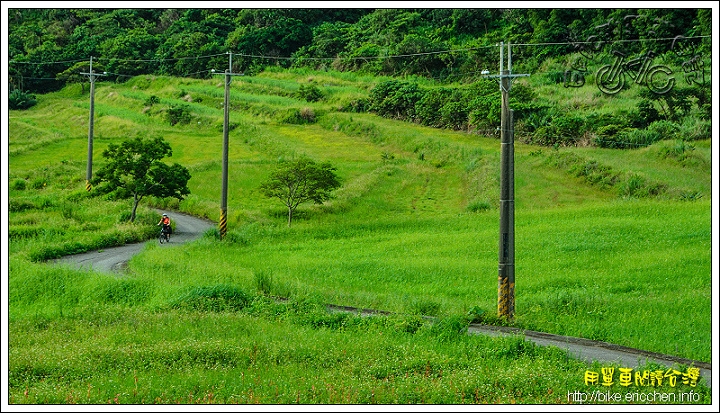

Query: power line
left=7, top=53, right=227, bottom=66
left=508, top=35, right=711, bottom=48
left=7, top=35, right=710, bottom=67
left=95, top=53, right=228, bottom=63
left=8, top=58, right=88, bottom=65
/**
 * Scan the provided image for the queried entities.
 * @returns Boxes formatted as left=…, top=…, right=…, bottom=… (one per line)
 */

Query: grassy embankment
left=7, top=68, right=712, bottom=404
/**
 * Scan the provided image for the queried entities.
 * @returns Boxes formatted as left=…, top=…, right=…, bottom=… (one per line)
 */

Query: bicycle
left=159, top=225, right=171, bottom=244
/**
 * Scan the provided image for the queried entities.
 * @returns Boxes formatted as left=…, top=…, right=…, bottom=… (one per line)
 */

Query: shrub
left=299, top=107, right=316, bottom=122
left=553, top=115, right=587, bottom=145
left=369, top=80, right=423, bottom=120
left=568, top=160, right=620, bottom=189
left=507, top=83, right=542, bottom=121
left=618, top=173, right=667, bottom=198
left=170, top=284, right=252, bottom=312
left=612, top=129, right=662, bottom=149
left=165, top=104, right=192, bottom=126
left=339, top=97, right=370, bottom=113
left=678, top=118, right=711, bottom=141
left=594, top=124, right=634, bottom=148
left=295, top=84, right=323, bottom=102
left=143, top=95, right=160, bottom=106
left=10, top=179, right=27, bottom=190
left=647, top=120, right=681, bottom=141
left=9, top=89, right=37, bottom=110
left=280, top=107, right=316, bottom=124
left=630, top=100, right=662, bottom=128
left=440, top=101, right=468, bottom=130
left=415, top=87, right=452, bottom=127
left=467, top=85, right=501, bottom=132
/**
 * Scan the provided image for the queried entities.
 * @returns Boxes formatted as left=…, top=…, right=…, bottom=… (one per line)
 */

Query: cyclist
left=158, top=213, right=171, bottom=241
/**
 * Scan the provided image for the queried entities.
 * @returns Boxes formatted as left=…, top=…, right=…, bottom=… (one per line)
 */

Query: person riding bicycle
left=158, top=213, right=171, bottom=238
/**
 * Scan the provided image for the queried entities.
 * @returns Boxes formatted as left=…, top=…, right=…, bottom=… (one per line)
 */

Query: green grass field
left=6, top=68, right=713, bottom=404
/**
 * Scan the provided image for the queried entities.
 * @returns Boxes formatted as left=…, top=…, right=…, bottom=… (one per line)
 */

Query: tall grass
left=7, top=69, right=712, bottom=404
left=8, top=293, right=711, bottom=404
left=120, top=198, right=710, bottom=361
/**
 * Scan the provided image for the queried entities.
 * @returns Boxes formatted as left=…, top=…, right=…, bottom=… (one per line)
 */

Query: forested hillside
left=8, top=8, right=712, bottom=87
left=7, top=8, right=713, bottom=148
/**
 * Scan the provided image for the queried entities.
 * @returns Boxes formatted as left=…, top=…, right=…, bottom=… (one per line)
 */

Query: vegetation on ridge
left=6, top=7, right=713, bottom=405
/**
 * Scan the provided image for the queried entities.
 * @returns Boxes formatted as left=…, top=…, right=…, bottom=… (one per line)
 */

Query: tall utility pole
left=80, top=57, right=105, bottom=191
left=213, top=58, right=242, bottom=239
left=220, top=69, right=230, bottom=239
left=486, top=42, right=528, bottom=321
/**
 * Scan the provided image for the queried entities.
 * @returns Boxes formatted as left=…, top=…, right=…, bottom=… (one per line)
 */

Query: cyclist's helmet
left=162, top=213, right=167, bottom=216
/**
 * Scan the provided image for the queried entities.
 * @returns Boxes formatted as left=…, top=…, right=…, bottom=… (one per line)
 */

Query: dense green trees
left=7, top=8, right=711, bottom=150
left=8, top=8, right=711, bottom=93
left=364, top=79, right=539, bottom=134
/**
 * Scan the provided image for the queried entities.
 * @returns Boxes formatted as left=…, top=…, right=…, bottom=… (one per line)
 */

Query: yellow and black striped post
left=85, top=180, right=92, bottom=192
left=497, top=275, right=509, bottom=317
left=219, top=208, right=227, bottom=239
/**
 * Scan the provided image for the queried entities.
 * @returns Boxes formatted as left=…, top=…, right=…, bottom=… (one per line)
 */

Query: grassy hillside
left=6, top=67, right=713, bottom=404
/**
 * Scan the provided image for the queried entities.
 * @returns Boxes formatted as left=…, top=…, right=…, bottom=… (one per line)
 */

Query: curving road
left=51, top=211, right=712, bottom=389
left=53, top=209, right=215, bottom=273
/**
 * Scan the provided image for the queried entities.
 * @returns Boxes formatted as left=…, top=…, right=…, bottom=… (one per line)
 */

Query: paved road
left=52, top=212, right=712, bottom=389
left=329, top=304, right=713, bottom=389
left=468, top=324, right=712, bottom=389
left=53, top=209, right=215, bottom=273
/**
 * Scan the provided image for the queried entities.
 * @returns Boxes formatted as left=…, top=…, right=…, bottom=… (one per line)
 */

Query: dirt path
left=53, top=209, right=215, bottom=273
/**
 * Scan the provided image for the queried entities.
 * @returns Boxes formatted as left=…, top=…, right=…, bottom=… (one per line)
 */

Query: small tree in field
left=260, top=157, right=341, bottom=226
left=92, top=136, right=191, bottom=222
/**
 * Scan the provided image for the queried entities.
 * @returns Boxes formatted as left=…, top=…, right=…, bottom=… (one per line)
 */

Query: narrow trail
left=468, top=324, right=712, bottom=388
left=52, top=209, right=215, bottom=273
left=51, top=211, right=712, bottom=389
left=327, top=304, right=713, bottom=389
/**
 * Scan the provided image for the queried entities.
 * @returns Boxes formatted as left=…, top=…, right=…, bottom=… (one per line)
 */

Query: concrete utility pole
left=213, top=60, right=242, bottom=239
left=80, top=56, right=105, bottom=191
left=485, top=42, right=529, bottom=321
left=220, top=69, right=230, bottom=239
